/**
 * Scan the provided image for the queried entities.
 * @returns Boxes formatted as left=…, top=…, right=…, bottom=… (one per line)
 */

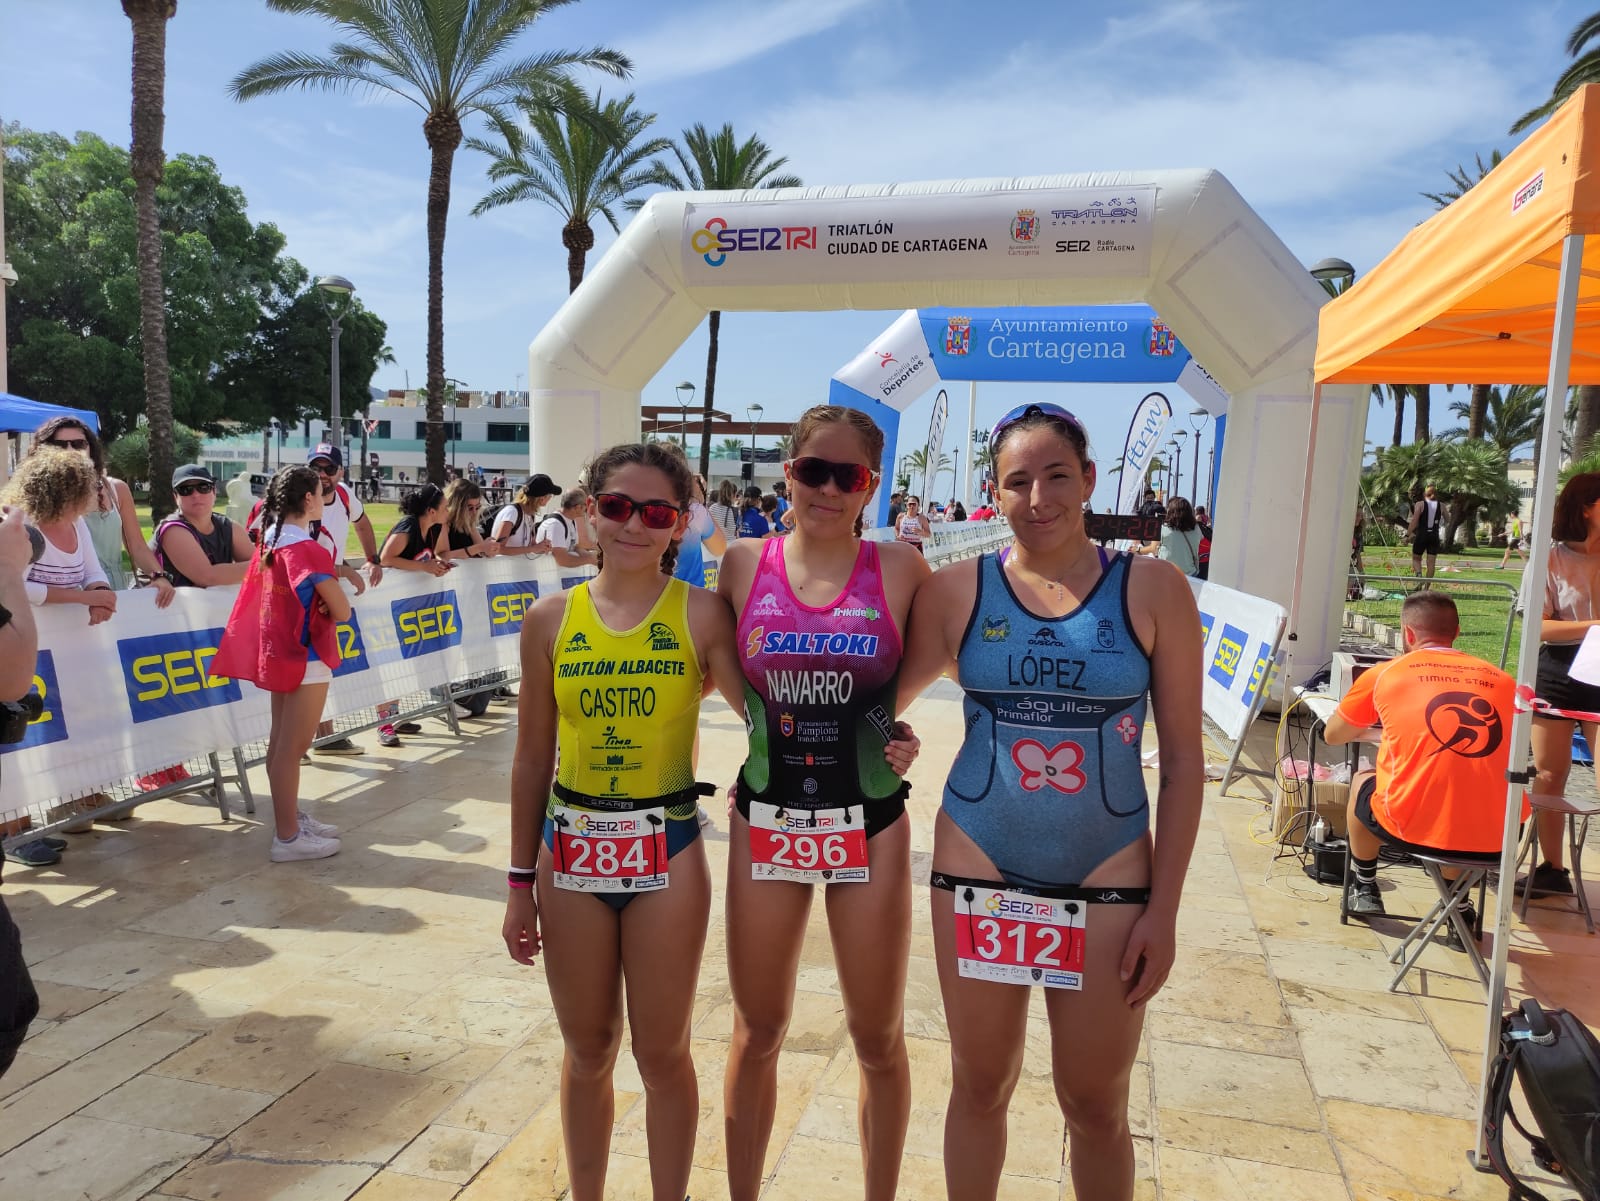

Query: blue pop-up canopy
left=0, top=393, right=100, bottom=436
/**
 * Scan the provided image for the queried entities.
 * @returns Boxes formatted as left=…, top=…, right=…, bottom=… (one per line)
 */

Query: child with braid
left=215, top=466, right=351, bottom=862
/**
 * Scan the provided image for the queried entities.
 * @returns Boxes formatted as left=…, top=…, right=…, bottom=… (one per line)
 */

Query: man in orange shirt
left=1325, top=592, right=1514, bottom=927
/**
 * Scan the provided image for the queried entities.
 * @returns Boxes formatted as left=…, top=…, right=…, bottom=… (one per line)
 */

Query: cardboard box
left=1271, top=776, right=1349, bottom=845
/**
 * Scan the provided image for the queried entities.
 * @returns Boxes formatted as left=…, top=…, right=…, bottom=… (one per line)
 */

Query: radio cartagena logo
left=486, top=580, right=540, bottom=638
left=391, top=590, right=463, bottom=660
left=691, top=216, right=817, bottom=267
left=0, top=650, right=68, bottom=754
left=331, top=613, right=370, bottom=679
left=118, top=628, right=241, bottom=724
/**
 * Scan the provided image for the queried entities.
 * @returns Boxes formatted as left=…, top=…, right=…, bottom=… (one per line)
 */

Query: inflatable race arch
left=526, top=171, right=1368, bottom=678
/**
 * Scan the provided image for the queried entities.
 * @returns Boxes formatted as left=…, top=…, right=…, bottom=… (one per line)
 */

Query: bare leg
left=723, top=810, right=814, bottom=1201
left=536, top=864, right=624, bottom=1201
left=1344, top=771, right=1381, bottom=862
left=1532, top=717, right=1576, bottom=869
left=265, top=683, right=327, bottom=839
left=932, top=882, right=1032, bottom=1201
left=823, top=815, right=913, bottom=1201
left=621, top=841, right=712, bottom=1201
left=1043, top=903, right=1148, bottom=1201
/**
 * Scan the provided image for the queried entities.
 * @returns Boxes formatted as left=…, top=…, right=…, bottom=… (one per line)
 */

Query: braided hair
left=584, top=442, right=694, bottom=576
left=258, top=465, right=320, bottom=569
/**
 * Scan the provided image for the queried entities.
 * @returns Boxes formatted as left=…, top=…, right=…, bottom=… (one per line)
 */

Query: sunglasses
left=594, top=492, right=682, bottom=530
left=311, top=463, right=339, bottom=477
left=990, top=403, right=1085, bottom=446
left=47, top=437, right=90, bottom=451
left=787, top=456, right=876, bottom=493
left=175, top=482, right=214, bottom=497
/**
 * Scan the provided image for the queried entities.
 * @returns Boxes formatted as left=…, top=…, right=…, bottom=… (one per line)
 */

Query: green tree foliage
left=230, top=0, right=630, bottom=484
left=1364, top=440, right=1520, bottom=549
left=467, top=89, right=668, bottom=292
left=1511, top=11, right=1600, bottom=133
left=104, top=421, right=203, bottom=487
left=1442, top=385, right=1545, bottom=458
left=4, top=125, right=389, bottom=440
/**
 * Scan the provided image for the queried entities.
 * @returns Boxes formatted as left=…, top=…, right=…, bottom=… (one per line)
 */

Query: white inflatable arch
left=528, top=171, right=1367, bottom=676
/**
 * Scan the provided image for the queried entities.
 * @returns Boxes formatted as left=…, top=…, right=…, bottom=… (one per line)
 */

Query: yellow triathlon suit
left=543, top=579, right=705, bottom=907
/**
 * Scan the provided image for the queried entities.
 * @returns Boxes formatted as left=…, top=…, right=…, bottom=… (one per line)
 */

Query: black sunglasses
left=788, top=456, right=876, bottom=494
left=311, top=463, right=339, bottom=477
left=175, top=482, right=214, bottom=496
left=594, top=492, right=682, bottom=529
left=46, top=437, right=90, bottom=451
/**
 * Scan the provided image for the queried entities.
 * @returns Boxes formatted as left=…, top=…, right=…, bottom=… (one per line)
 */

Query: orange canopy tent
left=1317, top=84, right=1600, bottom=386
left=1313, top=85, right=1600, bottom=1172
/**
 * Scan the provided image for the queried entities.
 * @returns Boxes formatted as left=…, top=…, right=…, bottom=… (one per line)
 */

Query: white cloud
left=750, top=31, right=1524, bottom=218
left=619, top=0, right=878, bottom=85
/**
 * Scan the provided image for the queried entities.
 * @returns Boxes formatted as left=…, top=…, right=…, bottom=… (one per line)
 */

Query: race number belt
left=932, top=872, right=1150, bottom=991
left=549, top=802, right=668, bottom=894
left=748, top=801, right=869, bottom=884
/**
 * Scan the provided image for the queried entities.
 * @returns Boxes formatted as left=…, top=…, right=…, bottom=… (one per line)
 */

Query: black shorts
left=1412, top=531, right=1440, bottom=556
left=1354, top=777, right=1499, bottom=863
left=0, top=896, right=38, bottom=1080
left=1534, top=643, right=1600, bottom=718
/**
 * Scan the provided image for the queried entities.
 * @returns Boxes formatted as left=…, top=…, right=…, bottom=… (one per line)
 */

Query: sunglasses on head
left=787, top=456, right=876, bottom=493
left=175, top=482, right=214, bottom=497
left=594, top=492, right=682, bottom=529
left=47, top=437, right=90, bottom=451
left=990, top=403, right=1085, bottom=446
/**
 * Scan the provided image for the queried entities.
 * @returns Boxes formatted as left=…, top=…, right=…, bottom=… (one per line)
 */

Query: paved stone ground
left=0, top=681, right=1591, bottom=1200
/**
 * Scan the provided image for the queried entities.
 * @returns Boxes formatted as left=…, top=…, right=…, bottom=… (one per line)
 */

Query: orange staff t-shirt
left=1334, top=647, right=1515, bottom=854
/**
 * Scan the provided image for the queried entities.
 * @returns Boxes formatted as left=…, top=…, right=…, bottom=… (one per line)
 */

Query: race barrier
left=1, top=555, right=594, bottom=827
left=1191, top=576, right=1288, bottom=794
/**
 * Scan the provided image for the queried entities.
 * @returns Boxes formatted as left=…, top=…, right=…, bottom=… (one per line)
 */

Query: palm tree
left=715, top=437, right=744, bottom=460
left=633, top=124, right=801, bottom=476
left=467, top=88, right=668, bottom=293
left=904, top=447, right=951, bottom=497
left=1366, top=439, right=1519, bottom=549
left=1511, top=11, right=1600, bottom=133
left=124, top=0, right=178, bottom=517
left=1443, top=385, right=1545, bottom=459
left=230, top=0, right=629, bottom=484
left=1413, top=383, right=1431, bottom=443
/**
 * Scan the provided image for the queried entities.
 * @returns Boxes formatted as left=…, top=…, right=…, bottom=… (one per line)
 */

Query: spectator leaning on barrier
left=440, top=479, right=501, bottom=561
left=0, top=505, right=42, bottom=1077
left=491, top=473, right=561, bottom=556
left=375, top=484, right=454, bottom=748
left=153, top=466, right=252, bottom=588
left=536, top=488, right=599, bottom=569
left=4, top=449, right=117, bottom=626
left=28, top=417, right=174, bottom=608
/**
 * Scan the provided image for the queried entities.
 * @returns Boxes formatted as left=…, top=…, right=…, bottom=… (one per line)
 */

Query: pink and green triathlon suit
left=735, top=537, right=908, bottom=837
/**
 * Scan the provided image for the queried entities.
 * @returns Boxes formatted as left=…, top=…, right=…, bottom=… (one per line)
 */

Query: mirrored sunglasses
left=788, top=456, right=876, bottom=494
left=594, top=492, right=681, bottom=529
left=990, top=402, right=1085, bottom=446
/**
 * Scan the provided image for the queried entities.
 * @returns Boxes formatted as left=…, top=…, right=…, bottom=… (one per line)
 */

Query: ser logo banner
left=486, top=580, right=540, bottom=638
left=392, top=590, right=463, bottom=659
left=0, top=650, right=69, bottom=755
left=1207, top=623, right=1247, bottom=689
left=332, top=612, right=370, bottom=679
left=118, top=628, right=241, bottom=723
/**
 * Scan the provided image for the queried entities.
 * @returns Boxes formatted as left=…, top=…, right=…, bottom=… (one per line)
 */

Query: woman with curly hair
left=28, top=417, right=173, bottom=607
left=3, top=448, right=118, bottom=625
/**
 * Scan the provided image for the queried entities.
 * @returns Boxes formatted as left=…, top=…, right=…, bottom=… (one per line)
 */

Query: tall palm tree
left=230, top=0, right=629, bottom=483
left=124, top=0, right=178, bottom=517
left=904, top=447, right=951, bottom=496
left=1443, top=385, right=1545, bottom=458
left=468, top=89, right=667, bottom=293
left=634, top=124, right=801, bottom=476
left=1412, top=383, right=1431, bottom=443
left=1511, top=11, right=1600, bottom=133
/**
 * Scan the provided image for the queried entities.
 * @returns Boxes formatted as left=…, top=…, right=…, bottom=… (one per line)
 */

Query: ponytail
left=259, top=465, right=320, bottom=568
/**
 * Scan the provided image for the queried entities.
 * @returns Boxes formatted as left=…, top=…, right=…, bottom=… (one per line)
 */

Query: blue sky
left=2, top=0, right=1587, bottom=494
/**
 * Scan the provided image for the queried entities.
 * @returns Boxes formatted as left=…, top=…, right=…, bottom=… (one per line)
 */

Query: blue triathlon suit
left=943, top=548, right=1152, bottom=889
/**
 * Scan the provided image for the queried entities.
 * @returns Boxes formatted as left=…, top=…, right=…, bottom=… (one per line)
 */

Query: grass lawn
left=1351, top=543, right=1526, bottom=672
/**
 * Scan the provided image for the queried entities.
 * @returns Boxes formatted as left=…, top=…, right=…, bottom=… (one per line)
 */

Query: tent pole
left=963, top=381, right=977, bottom=507
left=1280, top=382, right=1324, bottom=695
left=1472, top=231, right=1585, bottom=1166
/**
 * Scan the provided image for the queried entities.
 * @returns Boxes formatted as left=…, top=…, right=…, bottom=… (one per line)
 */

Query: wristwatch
left=366, top=555, right=380, bottom=566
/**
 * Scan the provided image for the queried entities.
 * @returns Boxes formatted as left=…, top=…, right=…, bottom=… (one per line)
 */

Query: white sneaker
left=298, top=811, right=340, bottom=838
left=270, top=830, right=341, bottom=862
left=697, top=805, right=712, bottom=828
left=452, top=702, right=474, bottom=719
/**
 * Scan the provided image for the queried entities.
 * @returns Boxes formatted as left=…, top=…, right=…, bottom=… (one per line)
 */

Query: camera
left=0, top=695, right=43, bottom=745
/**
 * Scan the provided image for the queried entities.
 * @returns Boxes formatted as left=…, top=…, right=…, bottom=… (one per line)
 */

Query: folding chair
left=1385, top=851, right=1492, bottom=993
left=1515, top=792, right=1600, bottom=934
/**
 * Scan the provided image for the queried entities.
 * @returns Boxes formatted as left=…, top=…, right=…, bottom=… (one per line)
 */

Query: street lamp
left=1188, top=409, right=1210, bottom=513
left=315, top=274, right=355, bottom=461
left=746, top=403, right=764, bottom=482
left=444, top=377, right=468, bottom=471
left=675, top=380, right=696, bottom=453
left=1309, top=256, right=1356, bottom=288
left=1171, top=429, right=1188, bottom=499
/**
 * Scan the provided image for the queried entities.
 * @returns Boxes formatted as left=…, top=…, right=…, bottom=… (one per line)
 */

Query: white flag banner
left=922, top=388, right=949, bottom=504
left=1116, top=391, right=1173, bottom=515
